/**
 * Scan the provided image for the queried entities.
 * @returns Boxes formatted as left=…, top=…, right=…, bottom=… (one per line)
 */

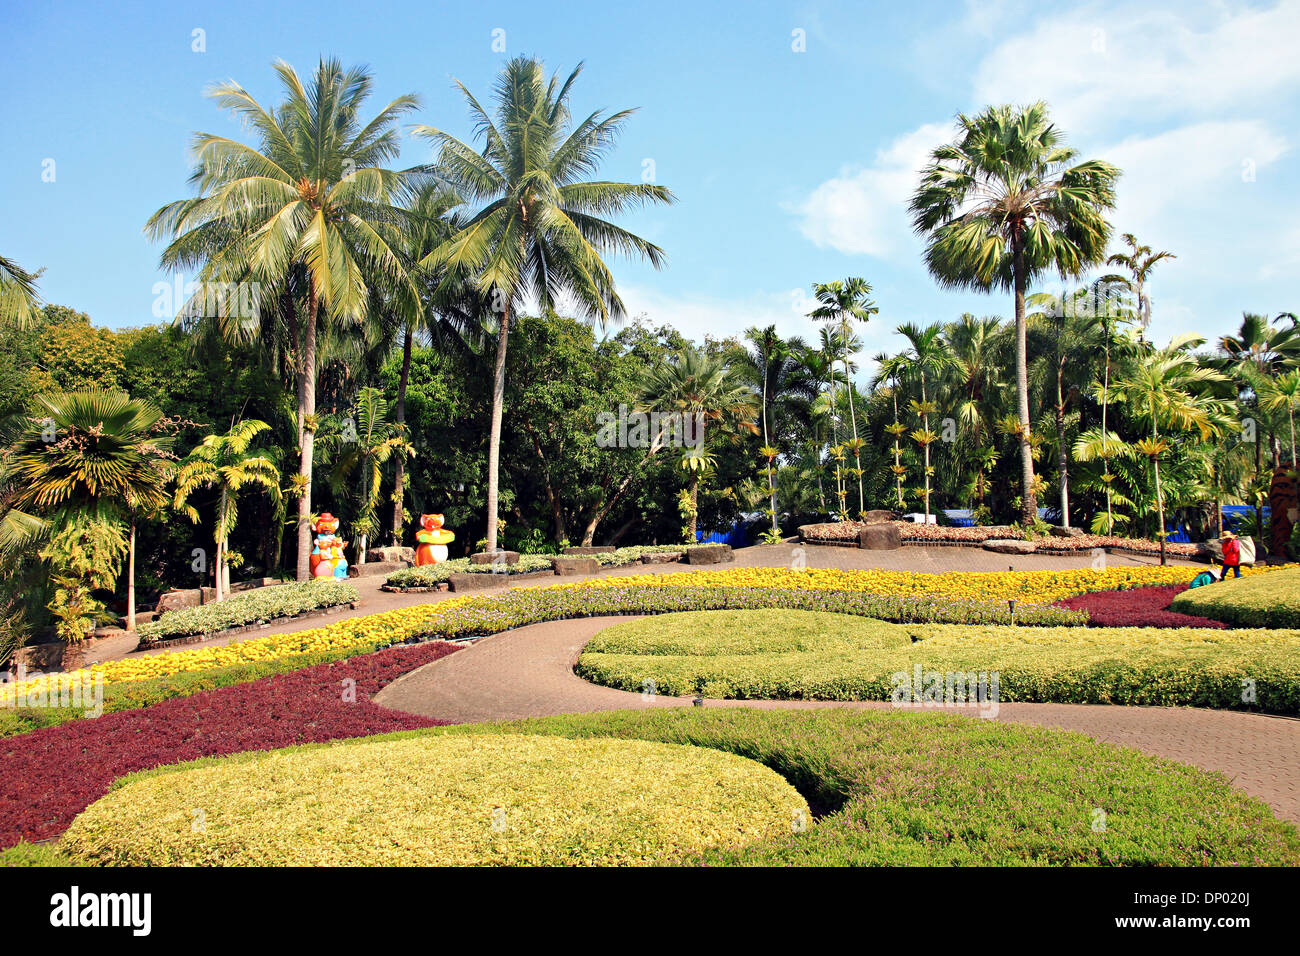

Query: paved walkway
left=374, top=615, right=1300, bottom=826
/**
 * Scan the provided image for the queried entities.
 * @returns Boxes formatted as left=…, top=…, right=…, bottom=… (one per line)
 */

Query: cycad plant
left=413, top=56, right=674, bottom=554
left=173, top=420, right=280, bottom=599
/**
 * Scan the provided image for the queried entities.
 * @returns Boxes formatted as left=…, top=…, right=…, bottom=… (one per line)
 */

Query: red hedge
left=0, top=642, right=459, bottom=848
left=1054, top=585, right=1228, bottom=629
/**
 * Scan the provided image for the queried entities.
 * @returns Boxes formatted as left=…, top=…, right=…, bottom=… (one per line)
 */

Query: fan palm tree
left=1102, top=233, right=1175, bottom=340
left=412, top=56, right=675, bottom=554
left=9, top=390, right=174, bottom=630
left=910, top=102, right=1120, bottom=524
left=809, top=278, right=877, bottom=515
left=1112, top=336, right=1228, bottom=564
left=895, top=322, right=958, bottom=521
left=173, top=420, right=280, bottom=600
left=0, top=254, right=41, bottom=328
left=639, top=346, right=758, bottom=540
left=146, top=57, right=420, bottom=581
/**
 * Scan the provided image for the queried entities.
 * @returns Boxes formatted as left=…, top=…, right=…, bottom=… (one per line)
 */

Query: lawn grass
left=42, top=707, right=1300, bottom=866
left=576, top=609, right=1300, bottom=713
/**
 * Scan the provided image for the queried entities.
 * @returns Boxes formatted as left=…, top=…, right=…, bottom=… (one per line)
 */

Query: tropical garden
left=2, top=55, right=1299, bottom=871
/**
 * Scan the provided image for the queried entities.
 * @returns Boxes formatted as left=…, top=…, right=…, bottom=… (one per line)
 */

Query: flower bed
left=385, top=554, right=557, bottom=589
left=798, top=520, right=1202, bottom=557
left=137, top=580, right=359, bottom=641
left=1054, top=585, right=1227, bottom=628
left=0, top=641, right=459, bottom=849
left=577, top=609, right=1300, bottom=713
left=63, top=734, right=806, bottom=866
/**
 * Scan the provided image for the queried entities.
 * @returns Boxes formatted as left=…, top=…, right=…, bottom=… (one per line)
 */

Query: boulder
left=858, top=524, right=901, bottom=550
left=368, top=546, right=415, bottom=564
left=552, top=556, right=598, bottom=576
left=1049, top=526, right=1085, bottom=538
left=983, top=539, right=1038, bottom=555
left=469, top=550, right=520, bottom=566
left=861, top=510, right=897, bottom=525
left=640, top=552, right=683, bottom=565
left=686, top=544, right=734, bottom=565
left=562, top=546, right=615, bottom=555
left=155, top=588, right=202, bottom=615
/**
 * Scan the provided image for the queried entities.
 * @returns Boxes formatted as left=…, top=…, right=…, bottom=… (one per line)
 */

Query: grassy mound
left=1170, top=568, right=1300, bottom=628
left=62, top=734, right=807, bottom=866
left=577, top=609, right=1300, bottom=712
left=55, top=709, right=1300, bottom=866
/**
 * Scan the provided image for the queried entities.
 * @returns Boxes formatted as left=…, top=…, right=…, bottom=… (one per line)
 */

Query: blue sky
left=3, top=0, right=1297, bottom=369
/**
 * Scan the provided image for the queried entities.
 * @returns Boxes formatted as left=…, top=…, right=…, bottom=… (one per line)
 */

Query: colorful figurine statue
left=415, top=513, right=455, bottom=565
left=310, top=513, right=349, bottom=580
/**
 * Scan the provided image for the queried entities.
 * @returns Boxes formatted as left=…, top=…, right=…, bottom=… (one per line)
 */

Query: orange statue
left=310, top=513, right=349, bottom=579
left=415, top=513, right=455, bottom=565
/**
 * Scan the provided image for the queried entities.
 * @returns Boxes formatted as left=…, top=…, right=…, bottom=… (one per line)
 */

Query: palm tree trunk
left=844, top=346, right=864, bottom=515
left=921, top=374, right=931, bottom=521
left=761, top=366, right=777, bottom=535
left=1102, top=338, right=1112, bottom=532
left=296, top=288, right=319, bottom=581
left=485, top=303, right=511, bottom=554
left=127, top=520, right=137, bottom=632
left=216, top=487, right=228, bottom=601
left=1056, top=366, right=1069, bottom=528
left=1012, top=229, right=1036, bottom=524
left=1153, top=421, right=1166, bottom=566
left=390, top=322, right=413, bottom=545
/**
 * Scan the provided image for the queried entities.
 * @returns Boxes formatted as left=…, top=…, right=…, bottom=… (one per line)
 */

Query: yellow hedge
left=62, top=734, right=809, bottom=866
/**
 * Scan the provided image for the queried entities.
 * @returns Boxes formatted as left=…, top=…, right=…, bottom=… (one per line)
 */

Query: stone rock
left=983, top=539, right=1038, bottom=555
left=1049, top=526, right=1085, bottom=538
left=562, top=546, right=615, bottom=555
left=155, top=588, right=202, bottom=615
left=552, top=556, right=598, bottom=576
left=640, top=552, right=683, bottom=564
left=448, top=572, right=510, bottom=592
left=470, top=550, right=520, bottom=566
left=368, top=546, right=415, bottom=564
left=859, top=524, right=901, bottom=550
left=861, top=509, right=897, bottom=525
left=686, top=544, right=734, bottom=565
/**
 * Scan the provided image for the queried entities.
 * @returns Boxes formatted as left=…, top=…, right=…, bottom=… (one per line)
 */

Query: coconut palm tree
left=146, top=57, right=420, bottom=581
left=173, top=420, right=280, bottom=600
left=412, top=56, right=675, bottom=554
left=1102, top=233, right=1175, bottom=341
left=909, top=102, right=1120, bottom=524
left=0, top=254, right=41, bottom=328
left=1112, top=336, right=1228, bottom=564
left=809, top=278, right=877, bottom=516
left=895, top=322, right=958, bottom=521
left=9, top=390, right=174, bottom=630
left=639, top=346, right=758, bottom=540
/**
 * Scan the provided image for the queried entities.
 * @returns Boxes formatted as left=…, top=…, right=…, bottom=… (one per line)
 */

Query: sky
left=2, top=0, right=1297, bottom=374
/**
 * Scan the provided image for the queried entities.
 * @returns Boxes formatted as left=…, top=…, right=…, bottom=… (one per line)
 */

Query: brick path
left=374, top=615, right=1300, bottom=826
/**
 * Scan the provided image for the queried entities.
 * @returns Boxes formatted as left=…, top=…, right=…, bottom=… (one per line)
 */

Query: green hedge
left=576, top=609, right=1300, bottom=714
left=1170, top=568, right=1300, bottom=628
left=137, top=580, right=359, bottom=641
left=384, top=554, right=556, bottom=588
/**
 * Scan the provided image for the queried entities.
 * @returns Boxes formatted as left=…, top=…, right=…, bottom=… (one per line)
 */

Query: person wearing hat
left=1219, top=531, right=1242, bottom=580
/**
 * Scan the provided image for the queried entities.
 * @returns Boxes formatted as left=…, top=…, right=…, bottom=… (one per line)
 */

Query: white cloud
left=786, top=122, right=953, bottom=258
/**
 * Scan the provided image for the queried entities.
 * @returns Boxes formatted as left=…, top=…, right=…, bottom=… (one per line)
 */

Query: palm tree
left=412, top=57, right=675, bottom=554
left=146, top=58, right=420, bottom=581
left=173, top=420, right=280, bottom=600
left=938, top=314, right=1008, bottom=509
left=1247, top=366, right=1300, bottom=467
left=639, top=346, right=758, bottom=540
left=1102, top=233, right=1175, bottom=340
left=895, top=322, right=957, bottom=521
left=1218, top=312, right=1300, bottom=474
left=323, top=388, right=411, bottom=563
left=741, top=326, right=786, bottom=536
left=910, top=102, right=1120, bottom=524
left=873, top=352, right=910, bottom=510
left=1113, top=336, right=1227, bottom=564
left=0, top=254, right=41, bottom=328
left=809, top=278, right=877, bottom=515
left=9, top=390, right=173, bottom=630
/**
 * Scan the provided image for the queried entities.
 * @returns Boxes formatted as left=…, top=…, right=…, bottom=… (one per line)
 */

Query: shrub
left=797, top=521, right=1203, bottom=556
left=576, top=610, right=1300, bottom=713
left=137, top=580, right=358, bottom=641
left=384, top=554, right=556, bottom=588
left=63, top=734, right=807, bottom=866
left=1170, top=568, right=1300, bottom=628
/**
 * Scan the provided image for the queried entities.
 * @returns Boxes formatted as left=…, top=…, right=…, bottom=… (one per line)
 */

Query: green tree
left=0, top=254, right=41, bottom=328
left=910, top=102, right=1120, bottom=523
left=147, top=57, right=420, bottom=581
left=1102, top=232, right=1175, bottom=341
left=322, top=388, right=411, bottom=563
left=895, top=322, right=957, bottom=521
left=412, top=56, right=675, bottom=554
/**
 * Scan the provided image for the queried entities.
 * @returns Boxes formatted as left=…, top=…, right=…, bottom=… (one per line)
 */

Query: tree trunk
left=126, top=521, right=137, bottom=632
left=1012, top=228, right=1037, bottom=524
left=761, top=364, right=777, bottom=534
left=390, top=322, right=413, bottom=545
left=1153, top=422, right=1166, bottom=566
left=295, top=288, right=319, bottom=581
left=844, top=346, right=864, bottom=515
left=1101, top=338, right=1112, bottom=533
left=1055, top=367, right=1070, bottom=528
left=688, top=474, right=700, bottom=541
left=485, top=302, right=511, bottom=553
left=216, top=487, right=228, bottom=601
left=920, top=374, right=931, bottom=521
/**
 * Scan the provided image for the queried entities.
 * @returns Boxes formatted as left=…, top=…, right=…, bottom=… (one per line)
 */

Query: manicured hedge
left=0, top=642, right=458, bottom=849
left=59, top=709, right=1300, bottom=866
left=798, top=520, right=1203, bottom=557
left=576, top=610, right=1300, bottom=713
left=138, top=580, right=359, bottom=640
left=1170, top=568, right=1300, bottom=628
left=63, top=734, right=807, bottom=866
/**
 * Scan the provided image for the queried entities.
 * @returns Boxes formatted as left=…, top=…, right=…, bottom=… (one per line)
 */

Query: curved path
left=375, top=616, right=1300, bottom=826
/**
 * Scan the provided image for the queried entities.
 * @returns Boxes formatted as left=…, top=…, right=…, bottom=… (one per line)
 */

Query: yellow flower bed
left=572, top=565, right=1279, bottom=605
left=63, top=734, right=808, bottom=866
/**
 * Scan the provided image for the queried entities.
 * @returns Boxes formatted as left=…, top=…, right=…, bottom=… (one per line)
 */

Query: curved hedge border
left=798, top=521, right=1203, bottom=558
left=1171, top=568, right=1300, bottom=628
